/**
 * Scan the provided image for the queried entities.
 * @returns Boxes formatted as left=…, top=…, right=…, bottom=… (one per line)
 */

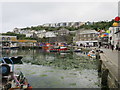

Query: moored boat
left=2, top=46, right=19, bottom=49
left=87, top=50, right=96, bottom=58
left=1, top=56, right=23, bottom=64
left=49, top=46, right=67, bottom=52
left=0, top=57, right=32, bottom=90
left=74, top=48, right=82, bottom=52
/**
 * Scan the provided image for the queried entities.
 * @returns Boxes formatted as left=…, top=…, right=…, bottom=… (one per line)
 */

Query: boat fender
left=27, top=84, right=32, bottom=90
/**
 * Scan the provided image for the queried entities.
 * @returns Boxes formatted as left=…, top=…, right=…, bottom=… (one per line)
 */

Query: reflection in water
left=2, top=49, right=101, bottom=88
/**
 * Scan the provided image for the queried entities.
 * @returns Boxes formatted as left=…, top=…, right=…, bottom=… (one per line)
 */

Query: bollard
left=101, top=68, right=109, bottom=89
left=96, top=52, right=100, bottom=60
left=98, top=60, right=102, bottom=73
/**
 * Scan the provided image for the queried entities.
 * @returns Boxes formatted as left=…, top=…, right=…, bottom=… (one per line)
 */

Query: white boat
left=87, top=50, right=96, bottom=58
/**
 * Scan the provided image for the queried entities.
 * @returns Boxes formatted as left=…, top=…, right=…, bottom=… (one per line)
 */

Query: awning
left=18, top=40, right=37, bottom=43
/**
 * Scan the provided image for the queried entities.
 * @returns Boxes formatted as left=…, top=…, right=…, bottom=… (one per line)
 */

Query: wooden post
left=96, top=52, right=100, bottom=60
left=101, top=68, right=109, bottom=89
left=98, top=60, right=102, bottom=73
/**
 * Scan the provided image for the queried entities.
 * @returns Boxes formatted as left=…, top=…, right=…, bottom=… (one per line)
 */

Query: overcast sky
left=0, top=1, right=119, bottom=33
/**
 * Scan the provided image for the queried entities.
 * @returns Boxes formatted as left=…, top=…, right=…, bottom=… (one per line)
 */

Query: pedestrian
left=107, top=45, right=109, bottom=49
left=111, top=44, right=114, bottom=51
left=116, top=42, right=119, bottom=51
left=98, top=45, right=101, bottom=48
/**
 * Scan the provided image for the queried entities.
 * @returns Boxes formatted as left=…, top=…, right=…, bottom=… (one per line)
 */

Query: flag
left=100, top=33, right=109, bottom=37
left=106, top=30, right=110, bottom=33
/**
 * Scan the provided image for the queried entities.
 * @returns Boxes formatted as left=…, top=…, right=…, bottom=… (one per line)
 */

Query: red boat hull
left=50, top=48, right=67, bottom=51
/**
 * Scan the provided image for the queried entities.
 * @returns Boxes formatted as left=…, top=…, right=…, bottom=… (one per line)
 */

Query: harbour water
left=2, top=49, right=101, bottom=88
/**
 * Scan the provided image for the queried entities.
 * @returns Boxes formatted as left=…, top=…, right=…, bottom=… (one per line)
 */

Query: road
left=100, top=48, right=119, bottom=67
left=100, top=48, right=120, bottom=86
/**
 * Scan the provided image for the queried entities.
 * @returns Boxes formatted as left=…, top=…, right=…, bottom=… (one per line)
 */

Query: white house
left=36, top=30, right=46, bottom=33
left=18, top=30, right=35, bottom=38
left=109, top=27, right=120, bottom=49
left=45, top=31, right=56, bottom=38
left=58, top=28, right=69, bottom=36
left=13, top=28, right=21, bottom=34
left=36, top=30, right=46, bottom=38
left=26, top=33, right=33, bottom=37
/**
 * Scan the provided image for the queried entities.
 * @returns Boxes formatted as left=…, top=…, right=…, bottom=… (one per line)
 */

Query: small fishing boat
left=1, top=56, right=23, bottom=64
left=42, top=43, right=53, bottom=50
left=74, top=48, right=82, bottom=52
left=49, top=46, right=67, bottom=52
left=59, top=49, right=71, bottom=53
left=0, top=57, right=32, bottom=90
left=2, top=46, right=19, bottom=49
left=87, top=50, right=96, bottom=58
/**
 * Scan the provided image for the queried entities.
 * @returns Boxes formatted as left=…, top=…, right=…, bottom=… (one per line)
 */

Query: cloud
left=1, top=2, right=118, bottom=33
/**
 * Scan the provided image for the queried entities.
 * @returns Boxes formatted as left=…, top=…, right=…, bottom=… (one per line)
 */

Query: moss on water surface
left=40, top=74, right=48, bottom=77
left=5, top=49, right=100, bottom=88
left=69, top=83, right=76, bottom=86
left=60, top=76, right=64, bottom=79
left=23, top=52, right=97, bottom=70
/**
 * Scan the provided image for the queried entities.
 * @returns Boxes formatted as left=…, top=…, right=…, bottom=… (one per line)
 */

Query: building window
left=2, top=37, right=5, bottom=41
left=7, top=37, right=10, bottom=41
left=116, top=28, right=119, bottom=32
left=80, top=35, right=82, bottom=37
left=88, top=35, right=90, bottom=37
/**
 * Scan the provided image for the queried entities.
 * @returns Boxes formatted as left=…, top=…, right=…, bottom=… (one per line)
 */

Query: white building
left=20, top=30, right=30, bottom=34
left=37, top=30, right=46, bottom=33
left=13, top=28, right=21, bottom=34
left=42, top=22, right=85, bottom=28
left=58, top=28, right=69, bottom=36
left=36, top=30, right=46, bottom=38
left=109, top=27, right=120, bottom=49
left=26, top=33, right=33, bottom=37
left=45, top=31, right=56, bottom=38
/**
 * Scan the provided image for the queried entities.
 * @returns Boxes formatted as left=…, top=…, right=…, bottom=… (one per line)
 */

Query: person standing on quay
left=111, top=44, right=114, bottom=51
left=116, top=42, right=119, bottom=51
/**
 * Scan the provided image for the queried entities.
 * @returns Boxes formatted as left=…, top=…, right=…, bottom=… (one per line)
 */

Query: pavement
left=100, top=48, right=119, bottom=67
left=99, top=48, right=120, bottom=86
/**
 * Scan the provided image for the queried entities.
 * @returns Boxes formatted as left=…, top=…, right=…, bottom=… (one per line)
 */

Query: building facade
left=0, top=35, right=18, bottom=48
left=109, top=27, right=120, bottom=49
left=75, top=29, right=98, bottom=46
left=57, top=28, right=69, bottom=36
left=43, top=22, right=85, bottom=28
left=45, top=31, right=56, bottom=38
